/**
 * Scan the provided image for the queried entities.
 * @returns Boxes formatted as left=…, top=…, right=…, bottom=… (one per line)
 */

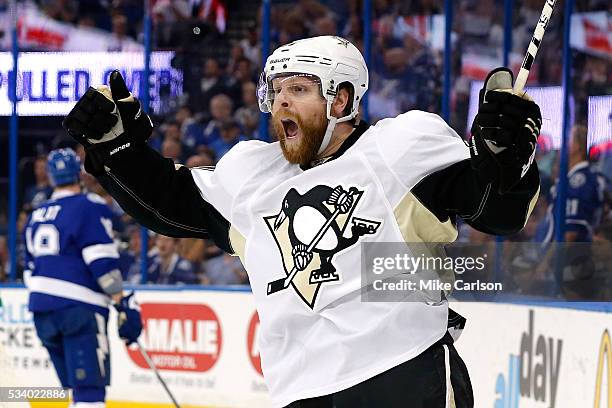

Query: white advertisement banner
left=1, top=287, right=610, bottom=408
left=452, top=302, right=611, bottom=408
left=0, top=52, right=182, bottom=116
left=0, top=287, right=270, bottom=408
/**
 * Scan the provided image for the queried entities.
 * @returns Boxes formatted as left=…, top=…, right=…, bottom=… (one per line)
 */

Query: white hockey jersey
left=190, top=111, right=470, bottom=407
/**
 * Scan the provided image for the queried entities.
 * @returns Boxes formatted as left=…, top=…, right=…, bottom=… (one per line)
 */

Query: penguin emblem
left=264, top=184, right=381, bottom=309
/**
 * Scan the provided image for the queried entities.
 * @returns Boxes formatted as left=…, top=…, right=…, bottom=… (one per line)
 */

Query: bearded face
left=273, top=108, right=328, bottom=166
left=270, top=75, right=328, bottom=166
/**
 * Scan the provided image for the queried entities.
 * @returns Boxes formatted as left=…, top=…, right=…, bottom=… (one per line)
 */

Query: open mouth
left=281, top=118, right=299, bottom=139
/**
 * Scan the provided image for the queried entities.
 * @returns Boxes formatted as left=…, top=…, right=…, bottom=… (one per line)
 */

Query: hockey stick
left=513, top=0, right=557, bottom=94
left=136, top=340, right=181, bottom=408
left=267, top=193, right=356, bottom=295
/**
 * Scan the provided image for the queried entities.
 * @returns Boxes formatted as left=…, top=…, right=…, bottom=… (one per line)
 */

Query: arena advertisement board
left=0, top=288, right=54, bottom=390
left=1, top=287, right=609, bottom=407
left=0, top=287, right=270, bottom=408
left=0, top=52, right=182, bottom=116
left=108, top=290, right=270, bottom=407
left=452, top=302, right=612, bottom=408
left=127, top=303, right=223, bottom=373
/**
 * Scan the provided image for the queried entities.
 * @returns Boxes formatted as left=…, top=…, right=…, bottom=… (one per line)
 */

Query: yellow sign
left=595, top=330, right=611, bottom=408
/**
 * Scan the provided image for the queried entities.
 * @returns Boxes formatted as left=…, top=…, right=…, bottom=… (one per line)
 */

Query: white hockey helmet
left=258, top=36, right=369, bottom=154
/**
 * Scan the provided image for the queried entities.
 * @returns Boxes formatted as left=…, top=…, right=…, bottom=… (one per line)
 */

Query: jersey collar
left=50, top=189, right=78, bottom=200
left=568, top=161, right=589, bottom=177
left=302, top=121, right=370, bottom=170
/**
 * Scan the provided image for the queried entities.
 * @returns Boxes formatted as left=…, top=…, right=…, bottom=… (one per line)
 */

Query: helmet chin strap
left=317, top=116, right=337, bottom=155
left=317, top=92, right=356, bottom=155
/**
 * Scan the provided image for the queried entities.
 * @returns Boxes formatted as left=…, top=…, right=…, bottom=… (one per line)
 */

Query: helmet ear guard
left=336, top=81, right=358, bottom=120
left=326, top=81, right=359, bottom=125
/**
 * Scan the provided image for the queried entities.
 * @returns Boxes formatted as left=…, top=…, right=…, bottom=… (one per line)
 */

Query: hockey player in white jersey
left=63, top=36, right=541, bottom=407
left=24, top=148, right=143, bottom=408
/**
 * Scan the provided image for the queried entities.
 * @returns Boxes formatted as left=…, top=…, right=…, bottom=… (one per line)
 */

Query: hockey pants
left=33, top=305, right=110, bottom=404
left=285, top=332, right=474, bottom=408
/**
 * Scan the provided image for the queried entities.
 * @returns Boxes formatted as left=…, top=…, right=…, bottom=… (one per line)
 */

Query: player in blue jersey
left=23, top=148, right=143, bottom=408
left=534, top=125, right=607, bottom=296
left=539, top=125, right=606, bottom=245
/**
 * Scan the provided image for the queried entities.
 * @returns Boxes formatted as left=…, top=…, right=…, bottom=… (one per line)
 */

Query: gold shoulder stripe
left=229, top=225, right=247, bottom=261
left=394, top=191, right=457, bottom=243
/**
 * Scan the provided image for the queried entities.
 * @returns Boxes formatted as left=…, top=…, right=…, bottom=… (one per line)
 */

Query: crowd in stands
left=1, top=0, right=611, bottom=298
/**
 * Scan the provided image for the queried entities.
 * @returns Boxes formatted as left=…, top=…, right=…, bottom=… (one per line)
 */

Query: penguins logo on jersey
left=264, top=184, right=381, bottom=309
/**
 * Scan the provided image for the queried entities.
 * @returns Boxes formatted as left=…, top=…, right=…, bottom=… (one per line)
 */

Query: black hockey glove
left=62, top=71, right=153, bottom=176
left=469, top=67, right=542, bottom=194
left=114, top=292, right=143, bottom=345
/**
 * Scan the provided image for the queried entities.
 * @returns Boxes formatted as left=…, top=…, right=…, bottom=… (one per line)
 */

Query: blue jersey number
left=26, top=224, right=61, bottom=256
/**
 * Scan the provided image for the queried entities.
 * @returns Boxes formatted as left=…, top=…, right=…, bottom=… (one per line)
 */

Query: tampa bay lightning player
left=23, top=148, right=142, bottom=408
left=539, top=125, right=606, bottom=245
left=531, top=126, right=607, bottom=292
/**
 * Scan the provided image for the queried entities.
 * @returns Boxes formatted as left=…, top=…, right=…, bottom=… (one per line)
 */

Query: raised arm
left=96, top=145, right=232, bottom=251
left=418, top=68, right=540, bottom=236
left=412, top=156, right=539, bottom=236
left=397, top=68, right=541, bottom=236
left=63, top=71, right=233, bottom=253
left=444, top=68, right=540, bottom=235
